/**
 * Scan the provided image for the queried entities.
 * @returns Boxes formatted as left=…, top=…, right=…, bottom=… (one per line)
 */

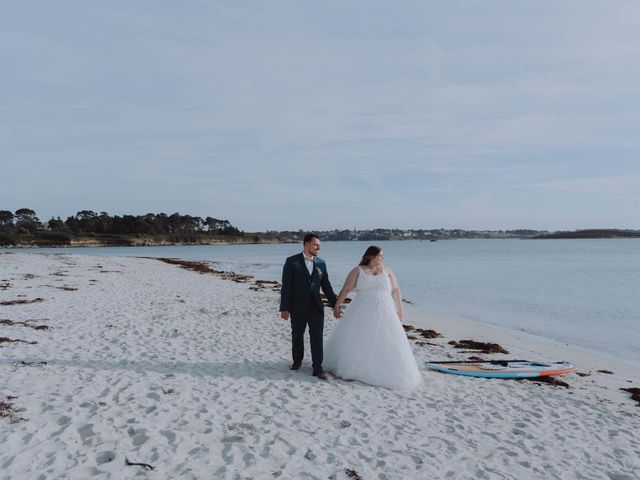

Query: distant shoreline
left=3, top=232, right=640, bottom=249
left=531, top=229, right=640, bottom=239
left=2, top=228, right=639, bottom=249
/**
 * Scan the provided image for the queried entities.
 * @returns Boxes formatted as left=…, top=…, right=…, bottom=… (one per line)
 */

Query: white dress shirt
left=303, top=252, right=315, bottom=275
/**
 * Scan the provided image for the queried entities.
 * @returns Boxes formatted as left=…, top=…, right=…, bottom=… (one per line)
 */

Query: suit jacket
left=279, top=253, right=337, bottom=315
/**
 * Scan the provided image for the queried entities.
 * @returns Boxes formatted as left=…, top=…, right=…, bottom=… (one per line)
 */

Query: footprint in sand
left=96, top=451, right=115, bottom=464
left=78, top=424, right=95, bottom=446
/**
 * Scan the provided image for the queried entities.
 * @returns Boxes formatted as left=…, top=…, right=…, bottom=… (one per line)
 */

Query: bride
left=323, top=246, right=422, bottom=389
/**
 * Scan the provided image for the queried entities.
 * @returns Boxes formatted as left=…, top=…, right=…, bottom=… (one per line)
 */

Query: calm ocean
left=12, top=239, right=640, bottom=363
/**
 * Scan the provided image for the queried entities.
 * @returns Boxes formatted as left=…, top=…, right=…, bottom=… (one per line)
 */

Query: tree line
left=0, top=208, right=242, bottom=246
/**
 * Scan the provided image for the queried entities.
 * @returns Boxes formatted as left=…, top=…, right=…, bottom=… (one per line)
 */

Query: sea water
left=12, top=239, right=640, bottom=363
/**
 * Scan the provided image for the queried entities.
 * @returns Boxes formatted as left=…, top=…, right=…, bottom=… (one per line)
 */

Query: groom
left=279, top=233, right=337, bottom=380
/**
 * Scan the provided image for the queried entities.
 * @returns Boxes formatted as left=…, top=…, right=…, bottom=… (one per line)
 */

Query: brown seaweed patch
left=0, top=319, right=49, bottom=330
left=0, top=337, right=38, bottom=345
left=12, top=360, right=47, bottom=367
left=467, top=355, right=486, bottom=362
left=597, top=369, right=614, bottom=375
left=344, top=469, right=363, bottom=480
left=249, top=279, right=282, bottom=292
left=415, top=328, right=442, bottom=339
left=449, top=339, right=509, bottom=354
left=153, top=258, right=253, bottom=283
left=523, top=376, right=570, bottom=388
left=402, top=324, right=442, bottom=338
left=0, top=397, right=25, bottom=423
left=249, top=280, right=282, bottom=292
left=620, top=387, right=640, bottom=407
left=0, top=298, right=44, bottom=306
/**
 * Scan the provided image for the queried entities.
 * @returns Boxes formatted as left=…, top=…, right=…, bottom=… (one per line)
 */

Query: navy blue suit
left=280, top=253, right=337, bottom=372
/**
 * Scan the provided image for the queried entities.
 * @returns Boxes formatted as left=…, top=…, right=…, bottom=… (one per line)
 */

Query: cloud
left=1, top=1, right=639, bottom=230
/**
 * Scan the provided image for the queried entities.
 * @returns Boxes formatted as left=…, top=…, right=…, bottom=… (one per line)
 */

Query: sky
left=1, top=1, right=639, bottom=232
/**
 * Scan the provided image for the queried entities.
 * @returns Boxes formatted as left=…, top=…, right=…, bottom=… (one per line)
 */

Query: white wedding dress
left=323, top=266, right=422, bottom=390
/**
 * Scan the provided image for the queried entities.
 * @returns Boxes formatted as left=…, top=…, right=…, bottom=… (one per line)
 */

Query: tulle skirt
left=324, top=292, right=422, bottom=390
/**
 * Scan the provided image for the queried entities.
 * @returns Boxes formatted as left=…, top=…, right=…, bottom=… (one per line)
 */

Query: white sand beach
left=1, top=252, right=639, bottom=479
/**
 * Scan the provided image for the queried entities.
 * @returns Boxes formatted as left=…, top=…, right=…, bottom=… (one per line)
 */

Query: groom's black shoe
left=312, top=370, right=329, bottom=380
left=290, top=361, right=302, bottom=371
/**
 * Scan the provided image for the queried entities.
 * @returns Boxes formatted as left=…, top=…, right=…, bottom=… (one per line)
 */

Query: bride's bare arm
left=387, top=267, right=404, bottom=321
left=333, top=267, right=359, bottom=318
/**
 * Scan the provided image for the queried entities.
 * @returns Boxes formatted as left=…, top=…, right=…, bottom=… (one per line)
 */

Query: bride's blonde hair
left=359, top=246, right=381, bottom=266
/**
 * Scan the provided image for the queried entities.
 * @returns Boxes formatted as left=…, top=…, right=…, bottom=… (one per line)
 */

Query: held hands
left=280, top=311, right=290, bottom=320
left=333, top=305, right=343, bottom=319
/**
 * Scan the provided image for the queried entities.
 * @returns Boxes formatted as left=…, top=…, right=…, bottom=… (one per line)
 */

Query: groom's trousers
left=290, top=303, right=324, bottom=372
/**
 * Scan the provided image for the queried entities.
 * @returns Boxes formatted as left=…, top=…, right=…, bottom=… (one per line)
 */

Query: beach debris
left=0, top=282, right=11, bottom=290
left=576, top=372, right=591, bottom=377
left=407, top=335, right=417, bottom=340
left=416, top=341, right=437, bottom=347
left=448, top=339, right=509, bottom=354
left=523, top=376, right=570, bottom=388
left=125, top=457, right=155, bottom=471
left=338, top=420, right=351, bottom=428
left=402, top=324, right=415, bottom=332
left=597, top=369, right=614, bottom=375
left=23, top=273, right=36, bottom=280
left=619, top=388, right=640, bottom=407
left=0, top=319, right=49, bottom=330
left=344, top=469, right=363, bottom=480
left=0, top=298, right=44, bottom=306
left=402, top=298, right=414, bottom=305
left=0, top=337, right=38, bottom=345
left=50, top=271, right=68, bottom=277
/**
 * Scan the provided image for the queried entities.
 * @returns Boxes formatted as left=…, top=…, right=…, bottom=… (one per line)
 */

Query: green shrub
left=0, top=233, right=15, bottom=246
left=35, top=231, right=73, bottom=245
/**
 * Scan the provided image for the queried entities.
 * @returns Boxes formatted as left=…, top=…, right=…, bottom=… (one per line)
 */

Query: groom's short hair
left=303, top=233, right=319, bottom=244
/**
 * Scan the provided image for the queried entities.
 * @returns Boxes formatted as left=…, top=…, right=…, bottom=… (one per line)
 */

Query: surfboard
left=426, top=360, right=576, bottom=378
